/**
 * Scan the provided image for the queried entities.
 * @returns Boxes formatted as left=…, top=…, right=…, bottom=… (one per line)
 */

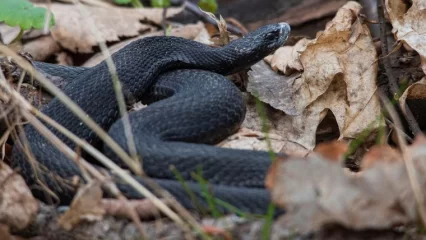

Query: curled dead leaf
left=385, top=0, right=426, bottom=74
left=399, top=77, right=426, bottom=130
left=0, top=24, right=21, bottom=45
left=361, top=145, right=402, bottom=170
left=264, top=38, right=308, bottom=75
left=22, top=36, right=60, bottom=61
left=0, top=162, right=39, bottom=230
left=360, top=145, right=402, bottom=169
left=58, top=180, right=105, bottom=230
left=313, top=140, right=348, bottom=162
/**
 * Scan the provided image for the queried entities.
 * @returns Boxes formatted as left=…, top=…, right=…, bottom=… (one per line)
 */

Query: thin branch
left=183, top=0, right=243, bottom=35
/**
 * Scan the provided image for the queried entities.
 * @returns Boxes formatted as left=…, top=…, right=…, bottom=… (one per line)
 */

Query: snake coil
left=11, top=23, right=290, bottom=215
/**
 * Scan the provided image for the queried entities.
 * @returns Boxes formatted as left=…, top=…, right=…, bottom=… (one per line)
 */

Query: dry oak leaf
left=267, top=143, right=421, bottom=233
left=0, top=24, right=21, bottom=45
left=58, top=180, right=105, bottom=230
left=248, top=1, right=382, bottom=151
left=22, top=35, right=61, bottom=61
left=312, top=140, right=348, bottom=163
left=34, top=2, right=184, bottom=53
left=0, top=162, right=39, bottom=230
left=386, top=0, right=426, bottom=74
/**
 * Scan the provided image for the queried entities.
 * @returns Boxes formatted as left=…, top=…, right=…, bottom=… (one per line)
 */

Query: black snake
left=11, top=23, right=290, bottom=215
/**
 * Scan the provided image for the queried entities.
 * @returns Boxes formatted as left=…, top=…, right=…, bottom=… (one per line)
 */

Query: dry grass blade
left=379, top=92, right=426, bottom=227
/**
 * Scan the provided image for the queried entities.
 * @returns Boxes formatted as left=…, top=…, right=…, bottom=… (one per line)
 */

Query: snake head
left=224, top=22, right=290, bottom=73
left=247, top=22, right=290, bottom=52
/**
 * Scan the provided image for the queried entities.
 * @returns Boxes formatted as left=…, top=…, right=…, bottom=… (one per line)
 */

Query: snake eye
left=265, top=30, right=279, bottom=40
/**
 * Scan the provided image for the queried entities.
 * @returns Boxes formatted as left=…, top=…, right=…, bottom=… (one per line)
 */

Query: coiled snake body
left=11, top=23, right=290, bottom=215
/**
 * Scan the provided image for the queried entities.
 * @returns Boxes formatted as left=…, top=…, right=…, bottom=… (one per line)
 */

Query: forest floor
left=1, top=0, right=426, bottom=239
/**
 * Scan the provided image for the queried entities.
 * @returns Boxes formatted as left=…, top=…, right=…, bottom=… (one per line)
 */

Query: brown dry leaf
left=56, top=52, right=74, bottom=65
left=248, top=1, right=382, bottom=152
left=58, top=180, right=105, bottom=230
left=385, top=0, right=426, bottom=74
left=360, top=145, right=402, bottom=169
left=0, top=224, right=16, bottom=240
left=267, top=141, right=426, bottom=232
left=34, top=2, right=184, bottom=53
left=22, top=36, right=61, bottom=61
left=0, top=24, right=21, bottom=45
left=0, top=162, right=39, bottom=230
left=194, top=26, right=214, bottom=45
left=0, top=25, right=22, bottom=54
left=263, top=39, right=307, bottom=75
left=313, top=140, right=348, bottom=162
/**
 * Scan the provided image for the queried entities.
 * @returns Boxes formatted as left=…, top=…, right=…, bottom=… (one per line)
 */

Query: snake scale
left=11, top=23, right=290, bottom=215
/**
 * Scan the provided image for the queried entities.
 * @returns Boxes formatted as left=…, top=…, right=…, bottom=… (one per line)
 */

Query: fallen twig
left=183, top=0, right=243, bottom=35
left=359, top=0, right=380, bottom=38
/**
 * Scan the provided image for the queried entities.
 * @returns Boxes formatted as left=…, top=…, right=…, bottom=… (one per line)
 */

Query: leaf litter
left=247, top=1, right=383, bottom=153
left=266, top=139, right=426, bottom=233
left=0, top=161, right=39, bottom=230
left=3, top=0, right=426, bottom=238
left=58, top=180, right=105, bottom=230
